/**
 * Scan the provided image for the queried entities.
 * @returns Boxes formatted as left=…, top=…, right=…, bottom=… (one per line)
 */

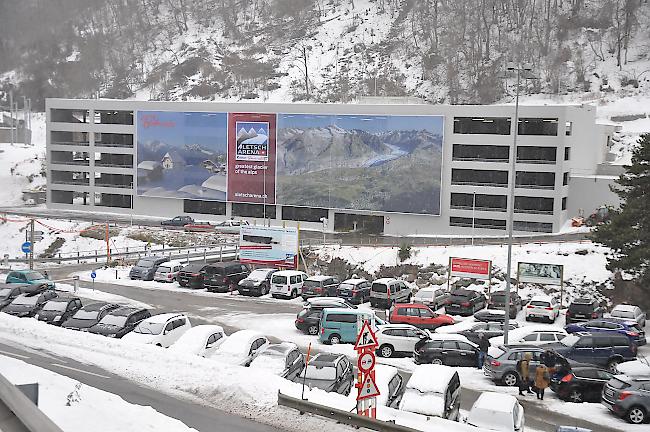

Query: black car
left=474, top=309, right=507, bottom=323
left=203, top=262, right=250, bottom=293
left=36, top=297, right=82, bottom=326
left=2, top=291, right=58, bottom=317
left=129, top=256, right=169, bottom=281
left=336, top=278, right=372, bottom=304
left=488, top=291, right=522, bottom=319
left=293, top=353, right=353, bottom=395
left=549, top=332, right=637, bottom=372
left=445, top=289, right=486, bottom=316
left=414, top=337, right=480, bottom=366
left=176, top=263, right=210, bottom=289
left=61, top=302, right=121, bottom=331
left=87, top=307, right=151, bottom=338
left=458, top=321, right=519, bottom=345
left=301, top=276, right=340, bottom=299
left=550, top=366, right=614, bottom=403
left=0, top=283, right=35, bottom=310
left=161, top=216, right=194, bottom=227
left=566, top=298, right=605, bottom=324
left=295, top=298, right=356, bottom=335
left=237, top=268, right=277, bottom=296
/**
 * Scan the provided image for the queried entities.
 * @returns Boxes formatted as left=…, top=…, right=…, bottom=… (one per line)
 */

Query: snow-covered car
left=525, top=295, right=560, bottom=323
left=237, top=268, right=277, bottom=296
left=489, top=325, right=568, bottom=347
left=210, top=330, right=269, bottom=366
left=374, top=364, right=405, bottom=408
left=466, top=391, right=525, bottom=432
left=375, top=323, right=429, bottom=358
left=213, top=219, right=250, bottom=234
left=398, top=364, right=461, bottom=420
left=153, top=260, right=184, bottom=283
left=616, top=359, right=650, bottom=377
left=249, top=342, right=304, bottom=380
left=293, top=353, right=353, bottom=395
left=122, top=313, right=191, bottom=347
left=168, top=324, right=227, bottom=357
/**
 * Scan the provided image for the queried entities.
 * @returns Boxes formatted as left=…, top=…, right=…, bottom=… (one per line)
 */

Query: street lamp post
left=471, top=191, right=476, bottom=246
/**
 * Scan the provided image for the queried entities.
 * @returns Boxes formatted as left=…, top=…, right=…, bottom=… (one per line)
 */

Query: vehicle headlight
left=34, top=314, right=39, bottom=319
left=54, top=315, right=62, bottom=321
left=107, top=334, right=117, bottom=338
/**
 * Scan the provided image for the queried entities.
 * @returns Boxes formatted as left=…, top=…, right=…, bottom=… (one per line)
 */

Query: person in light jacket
left=534, top=363, right=551, bottom=400
left=516, top=352, right=533, bottom=396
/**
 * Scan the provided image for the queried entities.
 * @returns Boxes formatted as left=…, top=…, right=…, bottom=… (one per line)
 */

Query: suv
left=389, top=303, right=454, bottom=330
left=270, top=270, right=307, bottom=299
left=412, top=287, right=450, bottom=310
left=123, top=313, right=191, bottom=347
left=176, top=263, right=210, bottom=289
left=610, top=304, right=647, bottom=328
left=376, top=324, right=429, bottom=358
left=5, top=270, right=55, bottom=289
left=336, top=278, right=371, bottom=304
left=295, top=298, right=355, bottom=335
left=487, top=291, right=522, bottom=319
left=129, top=256, right=169, bottom=281
left=161, top=216, right=194, bottom=227
left=566, top=298, right=605, bottom=324
left=414, top=334, right=480, bottom=367
left=458, top=321, right=519, bottom=345
left=445, top=289, right=486, bottom=316
left=525, top=295, right=560, bottom=323
left=565, top=318, right=646, bottom=346
left=370, top=278, right=412, bottom=309
left=238, top=268, right=277, bottom=296
left=293, top=353, right=353, bottom=395
left=483, top=345, right=546, bottom=386
left=88, top=307, right=151, bottom=338
left=203, top=262, right=250, bottom=293
left=551, top=332, right=637, bottom=372
left=301, top=275, right=340, bottom=299
left=154, top=261, right=184, bottom=283
left=602, top=376, right=650, bottom=424
left=36, top=297, right=82, bottom=325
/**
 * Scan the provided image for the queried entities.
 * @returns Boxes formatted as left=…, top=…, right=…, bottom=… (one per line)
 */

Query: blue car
left=5, top=270, right=55, bottom=289
left=565, top=318, right=646, bottom=346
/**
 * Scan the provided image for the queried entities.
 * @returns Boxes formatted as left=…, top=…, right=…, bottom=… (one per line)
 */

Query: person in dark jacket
left=477, top=333, right=489, bottom=369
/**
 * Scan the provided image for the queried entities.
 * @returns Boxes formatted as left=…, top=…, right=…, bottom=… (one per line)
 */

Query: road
left=0, top=342, right=281, bottom=432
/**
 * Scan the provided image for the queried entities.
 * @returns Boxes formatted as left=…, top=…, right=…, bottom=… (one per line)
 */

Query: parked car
left=566, top=297, right=605, bottom=324
left=213, top=219, right=250, bottom=234
left=319, top=308, right=377, bottom=345
left=374, top=364, right=404, bottom=408
left=203, top=262, right=250, bottom=293
left=161, top=216, right=194, bottom=227
left=336, top=278, right=371, bottom=304
left=2, top=290, right=58, bottom=317
left=565, top=318, right=646, bottom=346
left=301, top=275, right=340, bottom=299
left=414, top=333, right=480, bottom=366
left=369, top=278, right=412, bottom=309
left=0, top=283, right=34, bottom=310
left=183, top=222, right=214, bottom=232
left=483, top=345, right=547, bottom=386
left=488, top=291, right=523, bottom=319
left=399, top=364, right=461, bottom=421
left=237, top=268, right=277, bottom=296
left=474, top=309, right=507, bottom=323
left=176, top=263, right=210, bottom=289
left=550, top=332, right=637, bottom=372
left=489, top=325, right=567, bottom=347
left=602, top=375, right=650, bottom=424
left=35, top=297, right=82, bottom=325
left=129, top=256, right=169, bottom=281
left=211, top=330, right=269, bottom=366
left=295, top=298, right=355, bottom=335
left=444, top=289, right=486, bottom=316
left=122, top=313, right=191, bottom=347
left=270, top=270, right=307, bottom=299
left=375, top=324, right=429, bottom=358
left=412, top=286, right=450, bottom=310
left=249, top=342, right=305, bottom=380
left=389, top=303, right=454, bottom=330
left=154, top=260, right=185, bottom=283
left=87, top=307, right=151, bottom=338
left=61, top=302, right=121, bottom=331
left=550, top=366, right=614, bottom=403
left=5, top=270, right=55, bottom=289
left=293, top=353, right=353, bottom=395
left=458, top=321, right=520, bottom=345
left=525, top=295, right=561, bottom=323
left=609, top=304, right=647, bottom=328
left=467, top=392, right=525, bottom=432
left=168, top=324, right=227, bottom=357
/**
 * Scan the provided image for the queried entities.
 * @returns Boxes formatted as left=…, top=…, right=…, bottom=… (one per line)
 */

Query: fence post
left=73, top=276, right=79, bottom=293
left=95, top=250, right=98, bottom=263
left=203, top=249, right=206, bottom=263
left=186, top=251, right=190, bottom=264
left=219, top=246, right=223, bottom=262
left=77, top=251, right=80, bottom=264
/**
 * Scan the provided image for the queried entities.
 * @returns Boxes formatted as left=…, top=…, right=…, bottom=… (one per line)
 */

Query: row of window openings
left=50, top=132, right=133, bottom=148
left=449, top=217, right=554, bottom=233
left=450, top=193, right=567, bottom=214
left=50, top=171, right=133, bottom=188
left=453, top=117, right=571, bottom=136
left=50, top=190, right=132, bottom=208
left=50, top=151, right=133, bottom=168
left=452, top=145, right=570, bottom=163
left=50, top=109, right=134, bottom=125
left=451, top=169, right=569, bottom=188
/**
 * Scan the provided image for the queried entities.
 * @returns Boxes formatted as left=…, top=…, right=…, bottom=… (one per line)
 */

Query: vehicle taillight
left=626, top=331, right=639, bottom=337
left=191, top=273, right=200, bottom=277
left=545, top=307, right=553, bottom=311
left=566, top=311, right=571, bottom=317
left=314, top=287, right=322, bottom=293
left=321, top=327, right=324, bottom=335
left=296, top=318, right=304, bottom=323
left=560, top=374, right=574, bottom=383
left=461, top=302, right=470, bottom=307
left=527, top=305, right=534, bottom=308
left=223, top=277, right=228, bottom=283
left=490, top=360, right=501, bottom=367
left=591, top=312, right=598, bottom=318
left=352, top=289, right=358, bottom=294
left=619, top=391, right=632, bottom=401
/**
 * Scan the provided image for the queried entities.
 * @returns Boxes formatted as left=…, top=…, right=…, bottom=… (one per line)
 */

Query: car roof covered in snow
left=471, top=391, right=519, bottom=413
left=145, top=313, right=186, bottom=324
left=406, top=364, right=457, bottom=393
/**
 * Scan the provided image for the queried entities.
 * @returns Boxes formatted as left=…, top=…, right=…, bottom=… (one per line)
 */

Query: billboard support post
left=446, top=256, right=451, bottom=292
left=559, top=266, right=565, bottom=308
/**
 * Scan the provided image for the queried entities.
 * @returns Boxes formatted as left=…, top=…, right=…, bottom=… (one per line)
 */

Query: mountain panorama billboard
left=136, top=111, right=444, bottom=215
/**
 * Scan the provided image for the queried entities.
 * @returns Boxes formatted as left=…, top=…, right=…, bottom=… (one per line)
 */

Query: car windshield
left=569, top=302, right=594, bottom=312
left=259, top=348, right=285, bottom=359
left=99, top=315, right=128, bottom=327
left=0, top=288, right=12, bottom=298
left=490, top=294, right=507, bottom=301
left=73, top=310, right=99, bottom=320
left=414, top=290, right=432, bottom=299
left=303, top=280, right=321, bottom=288
left=612, top=310, right=635, bottom=319
left=450, top=294, right=470, bottom=301
left=12, top=296, right=37, bottom=306
left=134, top=321, right=164, bottom=335
left=157, top=266, right=172, bottom=273
left=531, top=300, right=551, bottom=307
left=371, top=283, right=387, bottom=293
left=135, top=259, right=154, bottom=267
left=248, top=270, right=270, bottom=280
left=304, top=365, right=336, bottom=380
left=272, top=275, right=287, bottom=284
left=205, top=266, right=225, bottom=276
left=559, top=334, right=580, bottom=347
left=41, top=301, right=68, bottom=312
left=338, top=283, right=355, bottom=291
left=25, top=272, right=45, bottom=281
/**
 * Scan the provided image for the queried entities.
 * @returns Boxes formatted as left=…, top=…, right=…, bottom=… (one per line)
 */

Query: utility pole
left=9, top=91, right=14, bottom=146
left=29, top=219, right=35, bottom=270
left=106, top=223, right=111, bottom=263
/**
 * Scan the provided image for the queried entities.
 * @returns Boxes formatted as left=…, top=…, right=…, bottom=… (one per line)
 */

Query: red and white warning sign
left=358, top=351, right=376, bottom=373
left=358, top=374, right=380, bottom=400
left=354, top=321, right=379, bottom=350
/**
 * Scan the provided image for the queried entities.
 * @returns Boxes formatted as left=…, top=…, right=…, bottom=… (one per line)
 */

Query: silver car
left=483, top=345, right=546, bottom=386
left=412, top=287, right=449, bottom=310
left=602, top=375, right=650, bottom=424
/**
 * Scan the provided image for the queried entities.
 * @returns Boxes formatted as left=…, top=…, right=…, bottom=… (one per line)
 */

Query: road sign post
left=355, top=320, right=379, bottom=418
left=91, top=270, right=96, bottom=291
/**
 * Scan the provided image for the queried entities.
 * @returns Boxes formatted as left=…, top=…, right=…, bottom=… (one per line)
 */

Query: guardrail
left=277, top=392, right=420, bottom=432
left=0, top=372, right=64, bottom=432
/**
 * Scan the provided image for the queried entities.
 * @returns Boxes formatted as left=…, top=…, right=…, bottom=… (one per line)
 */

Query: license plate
left=575, top=314, right=586, bottom=318
left=605, top=389, right=614, bottom=397
left=451, top=304, right=460, bottom=308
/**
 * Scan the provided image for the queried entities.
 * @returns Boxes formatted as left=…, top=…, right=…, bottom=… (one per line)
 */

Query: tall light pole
left=503, top=63, right=533, bottom=345
left=471, top=191, right=476, bottom=246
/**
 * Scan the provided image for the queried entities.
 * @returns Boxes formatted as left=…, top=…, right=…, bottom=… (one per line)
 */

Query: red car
left=389, top=303, right=454, bottom=330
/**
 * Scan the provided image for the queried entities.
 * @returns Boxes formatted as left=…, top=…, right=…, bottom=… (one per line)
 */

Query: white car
left=489, top=325, right=567, bottom=347
left=609, top=304, right=647, bottom=328
left=210, top=330, right=269, bottom=366
left=269, top=270, right=307, bottom=299
left=153, top=260, right=184, bottom=283
left=213, top=219, right=250, bottom=234
left=375, top=324, right=429, bottom=358
left=524, top=295, right=560, bottom=322
left=398, top=364, right=460, bottom=420
left=122, top=313, right=191, bottom=348
left=467, top=391, right=525, bottom=432
left=168, top=324, right=227, bottom=357
left=374, top=364, right=405, bottom=408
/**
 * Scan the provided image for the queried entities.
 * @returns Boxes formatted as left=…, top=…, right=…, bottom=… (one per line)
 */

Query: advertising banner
left=517, top=262, right=563, bottom=285
left=227, top=113, right=277, bottom=204
left=239, top=225, right=298, bottom=268
left=450, top=257, right=492, bottom=280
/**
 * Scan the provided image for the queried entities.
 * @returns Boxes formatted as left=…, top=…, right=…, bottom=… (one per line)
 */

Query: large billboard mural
left=136, top=111, right=443, bottom=215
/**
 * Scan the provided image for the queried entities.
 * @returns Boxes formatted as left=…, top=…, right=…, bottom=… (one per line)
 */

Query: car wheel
left=502, top=372, right=519, bottom=387
left=291, top=290, right=298, bottom=299
left=525, top=316, right=531, bottom=322
left=569, top=389, right=584, bottom=403
left=627, top=406, right=646, bottom=424
left=607, top=359, right=620, bottom=373
left=379, top=344, right=394, bottom=358
left=431, top=358, right=444, bottom=365
left=307, top=325, right=319, bottom=336
left=329, top=334, right=341, bottom=345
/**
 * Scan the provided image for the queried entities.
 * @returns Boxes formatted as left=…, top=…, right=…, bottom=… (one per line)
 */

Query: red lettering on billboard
left=450, top=257, right=491, bottom=279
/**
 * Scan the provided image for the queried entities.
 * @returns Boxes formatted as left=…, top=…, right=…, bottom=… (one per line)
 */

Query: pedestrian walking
left=516, top=352, right=534, bottom=396
left=534, top=363, right=551, bottom=400
left=477, top=333, right=489, bottom=369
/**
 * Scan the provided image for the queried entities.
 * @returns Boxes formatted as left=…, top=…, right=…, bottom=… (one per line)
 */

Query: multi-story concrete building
left=45, top=99, right=620, bottom=236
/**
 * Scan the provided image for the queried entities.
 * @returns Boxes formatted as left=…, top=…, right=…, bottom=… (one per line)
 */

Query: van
left=270, top=270, right=308, bottom=299
left=370, top=278, right=412, bottom=309
left=467, top=391, right=525, bottom=432
left=319, top=308, right=376, bottom=345
left=154, top=260, right=184, bottom=283
left=398, top=364, right=461, bottom=421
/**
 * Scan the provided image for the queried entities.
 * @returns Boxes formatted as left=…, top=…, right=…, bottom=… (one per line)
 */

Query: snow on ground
left=0, top=354, right=199, bottom=432
left=56, top=283, right=152, bottom=308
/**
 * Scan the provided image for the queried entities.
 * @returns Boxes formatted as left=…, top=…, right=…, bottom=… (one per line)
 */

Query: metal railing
left=0, top=372, right=63, bottom=432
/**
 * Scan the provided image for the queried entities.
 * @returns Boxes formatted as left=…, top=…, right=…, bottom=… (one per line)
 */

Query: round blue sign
left=90, top=271, right=97, bottom=279
left=21, top=241, right=32, bottom=254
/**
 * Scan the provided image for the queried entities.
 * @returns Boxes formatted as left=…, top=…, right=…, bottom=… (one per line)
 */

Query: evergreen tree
left=592, top=133, right=650, bottom=285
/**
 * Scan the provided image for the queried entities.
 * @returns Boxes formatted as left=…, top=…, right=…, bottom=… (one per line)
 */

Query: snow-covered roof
left=201, top=174, right=227, bottom=191
left=406, top=364, right=457, bottom=394
left=612, top=304, right=639, bottom=312
left=470, top=391, right=518, bottom=413
left=306, top=275, right=332, bottom=281
left=145, top=313, right=186, bottom=324
left=273, top=270, right=306, bottom=276
left=340, top=278, right=368, bottom=285
left=373, top=278, right=397, bottom=284
left=217, top=330, right=264, bottom=355
left=169, top=325, right=225, bottom=355
left=428, top=333, right=476, bottom=345
left=530, top=295, right=553, bottom=301
left=137, top=160, right=161, bottom=170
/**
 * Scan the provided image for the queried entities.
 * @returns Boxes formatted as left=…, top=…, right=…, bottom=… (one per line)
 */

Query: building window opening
left=518, top=118, right=558, bottom=136
left=334, top=213, right=384, bottom=234
left=282, top=206, right=329, bottom=222
left=183, top=200, right=226, bottom=216
left=232, top=203, right=276, bottom=219
left=453, top=117, right=511, bottom=135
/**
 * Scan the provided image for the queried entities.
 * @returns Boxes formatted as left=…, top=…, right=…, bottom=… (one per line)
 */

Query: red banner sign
left=450, top=257, right=492, bottom=280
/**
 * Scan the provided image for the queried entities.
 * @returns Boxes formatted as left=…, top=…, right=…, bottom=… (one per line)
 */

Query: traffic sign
left=358, top=351, right=376, bottom=373
left=32, top=231, right=44, bottom=242
left=357, top=374, right=380, bottom=400
left=21, top=241, right=32, bottom=254
left=354, top=321, right=378, bottom=350
left=90, top=271, right=97, bottom=279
